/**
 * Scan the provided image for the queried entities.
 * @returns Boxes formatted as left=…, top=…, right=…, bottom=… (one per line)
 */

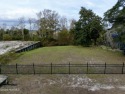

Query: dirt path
left=0, top=74, right=125, bottom=94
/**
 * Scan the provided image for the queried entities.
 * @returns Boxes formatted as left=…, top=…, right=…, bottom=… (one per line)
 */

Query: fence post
left=122, top=62, right=124, bottom=74
left=51, top=63, right=52, bottom=74
left=104, top=63, right=106, bottom=74
left=16, top=63, right=18, bottom=74
left=69, top=62, right=70, bottom=74
left=87, top=62, right=88, bottom=74
left=33, top=63, right=35, bottom=75
left=0, top=64, right=1, bottom=74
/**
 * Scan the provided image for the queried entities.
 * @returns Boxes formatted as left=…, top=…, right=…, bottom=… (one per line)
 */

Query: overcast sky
left=0, top=0, right=117, bottom=21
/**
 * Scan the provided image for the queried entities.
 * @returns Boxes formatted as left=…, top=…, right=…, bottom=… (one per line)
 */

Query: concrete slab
left=0, top=75, right=8, bottom=85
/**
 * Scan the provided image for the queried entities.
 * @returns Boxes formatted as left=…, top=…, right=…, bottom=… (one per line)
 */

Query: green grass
left=7, top=46, right=125, bottom=65
left=0, top=52, right=22, bottom=65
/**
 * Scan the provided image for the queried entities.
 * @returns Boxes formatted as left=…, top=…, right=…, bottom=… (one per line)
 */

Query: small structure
left=0, top=75, right=8, bottom=86
left=15, top=41, right=41, bottom=53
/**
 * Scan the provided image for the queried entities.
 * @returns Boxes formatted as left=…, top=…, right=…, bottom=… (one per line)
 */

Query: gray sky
left=0, top=0, right=117, bottom=27
left=0, top=0, right=117, bottom=22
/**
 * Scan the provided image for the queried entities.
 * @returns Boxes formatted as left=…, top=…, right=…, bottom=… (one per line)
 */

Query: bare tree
left=18, top=17, right=25, bottom=40
left=28, top=18, right=32, bottom=32
left=59, top=16, right=68, bottom=30
left=35, top=11, right=43, bottom=37
left=28, top=18, right=36, bottom=32
left=36, top=9, right=60, bottom=38
left=28, top=18, right=36, bottom=40
left=36, top=11, right=42, bottom=20
left=1, top=23, right=7, bottom=39
left=69, top=19, right=76, bottom=30
left=2, top=23, right=7, bottom=31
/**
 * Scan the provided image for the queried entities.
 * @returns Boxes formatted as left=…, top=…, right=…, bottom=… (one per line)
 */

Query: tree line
left=0, top=7, right=106, bottom=47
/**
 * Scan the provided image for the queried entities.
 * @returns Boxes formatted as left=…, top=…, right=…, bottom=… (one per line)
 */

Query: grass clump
left=0, top=52, right=22, bottom=65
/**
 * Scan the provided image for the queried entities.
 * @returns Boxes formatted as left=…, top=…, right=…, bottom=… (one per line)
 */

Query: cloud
left=0, top=0, right=118, bottom=21
left=0, top=8, right=38, bottom=20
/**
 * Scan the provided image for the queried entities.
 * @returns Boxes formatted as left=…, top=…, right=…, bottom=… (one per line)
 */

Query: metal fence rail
left=0, top=63, right=125, bottom=74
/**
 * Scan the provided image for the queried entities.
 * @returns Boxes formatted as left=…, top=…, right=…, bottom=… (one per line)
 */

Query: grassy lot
left=9, top=46, right=125, bottom=64
left=1, top=46, right=125, bottom=94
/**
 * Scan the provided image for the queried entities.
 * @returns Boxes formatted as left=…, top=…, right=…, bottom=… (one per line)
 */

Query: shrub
left=58, top=30, right=70, bottom=45
left=3, top=34, right=12, bottom=41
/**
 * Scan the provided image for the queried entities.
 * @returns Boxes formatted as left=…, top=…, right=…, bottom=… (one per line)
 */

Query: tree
left=0, top=28, right=4, bottom=40
left=36, top=11, right=42, bottom=36
left=91, top=28, right=99, bottom=45
left=8, top=26, right=22, bottom=40
left=38, top=9, right=60, bottom=38
left=3, top=34, right=12, bottom=41
left=59, top=16, right=68, bottom=30
left=0, top=23, right=7, bottom=39
left=2, top=23, right=7, bottom=31
left=58, top=30, right=70, bottom=45
left=103, top=0, right=125, bottom=46
left=18, top=17, right=25, bottom=40
left=28, top=18, right=36, bottom=40
left=74, top=7, right=103, bottom=46
left=28, top=18, right=35, bottom=32
left=69, top=19, right=76, bottom=44
left=104, top=0, right=125, bottom=27
left=69, top=19, right=76, bottom=30
left=23, top=28, right=30, bottom=40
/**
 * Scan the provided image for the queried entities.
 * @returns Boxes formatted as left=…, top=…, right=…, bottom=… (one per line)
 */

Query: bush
left=0, top=52, right=22, bottom=65
left=41, top=37, right=58, bottom=46
left=58, top=30, right=70, bottom=45
left=3, top=34, right=12, bottom=41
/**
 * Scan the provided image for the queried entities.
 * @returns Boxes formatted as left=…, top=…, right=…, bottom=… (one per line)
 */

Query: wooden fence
left=0, top=63, right=125, bottom=74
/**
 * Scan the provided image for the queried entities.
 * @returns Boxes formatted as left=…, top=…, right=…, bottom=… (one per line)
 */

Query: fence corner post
left=33, top=63, right=35, bottom=75
left=0, top=64, right=1, bottom=74
left=51, top=63, right=52, bottom=74
left=87, top=62, right=88, bottom=74
left=104, top=62, right=106, bottom=74
left=122, top=62, right=124, bottom=74
left=69, top=62, right=70, bottom=74
left=16, top=63, right=18, bottom=74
